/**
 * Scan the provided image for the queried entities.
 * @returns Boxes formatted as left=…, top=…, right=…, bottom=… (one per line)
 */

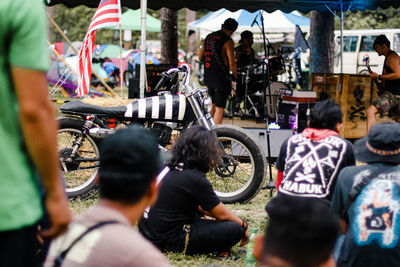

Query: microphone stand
left=252, top=11, right=275, bottom=195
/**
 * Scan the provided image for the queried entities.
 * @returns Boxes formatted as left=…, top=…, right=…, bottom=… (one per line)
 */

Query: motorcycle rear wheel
left=57, top=119, right=99, bottom=198
left=209, top=124, right=266, bottom=203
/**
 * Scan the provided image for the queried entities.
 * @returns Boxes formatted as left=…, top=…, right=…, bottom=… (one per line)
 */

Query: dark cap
left=98, top=126, right=167, bottom=183
left=264, top=194, right=339, bottom=266
left=222, top=18, right=238, bottom=32
left=354, top=122, right=400, bottom=164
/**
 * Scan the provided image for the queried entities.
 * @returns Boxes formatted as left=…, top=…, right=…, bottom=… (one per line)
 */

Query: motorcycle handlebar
left=155, top=64, right=191, bottom=92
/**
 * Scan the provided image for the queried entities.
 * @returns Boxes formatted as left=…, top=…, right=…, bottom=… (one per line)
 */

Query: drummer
left=234, top=31, right=257, bottom=99
left=235, top=31, right=256, bottom=69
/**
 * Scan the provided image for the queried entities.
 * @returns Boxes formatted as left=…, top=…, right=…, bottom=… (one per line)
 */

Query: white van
left=333, top=29, right=400, bottom=74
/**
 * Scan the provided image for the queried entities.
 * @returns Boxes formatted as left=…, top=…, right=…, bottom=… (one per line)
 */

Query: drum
left=268, top=56, right=286, bottom=76
left=236, top=66, right=263, bottom=97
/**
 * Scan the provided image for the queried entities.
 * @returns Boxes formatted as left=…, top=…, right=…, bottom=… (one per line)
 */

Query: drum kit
left=232, top=54, right=290, bottom=120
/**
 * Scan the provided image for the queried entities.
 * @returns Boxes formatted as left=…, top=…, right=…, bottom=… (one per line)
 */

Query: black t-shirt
left=138, top=168, right=220, bottom=251
left=331, top=163, right=400, bottom=267
left=275, top=133, right=355, bottom=200
left=235, top=45, right=255, bottom=68
left=203, top=30, right=231, bottom=91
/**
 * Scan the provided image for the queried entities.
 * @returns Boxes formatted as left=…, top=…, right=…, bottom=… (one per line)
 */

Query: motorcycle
left=57, top=64, right=266, bottom=203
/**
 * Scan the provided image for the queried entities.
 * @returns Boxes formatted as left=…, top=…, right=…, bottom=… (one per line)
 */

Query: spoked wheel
left=207, top=124, right=266, bottom=203
left=57, top=119, right=100, bottom=198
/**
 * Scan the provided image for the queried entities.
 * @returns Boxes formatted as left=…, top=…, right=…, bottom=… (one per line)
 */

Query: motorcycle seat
left=61, top=94, right=190, bottom=121
left=60, top=100, right=127, bottom=116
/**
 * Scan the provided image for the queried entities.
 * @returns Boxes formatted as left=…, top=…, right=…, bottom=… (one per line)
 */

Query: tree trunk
left=309, top=11, right=335, bottom=73
left=161, top=8, right=178, bottom=66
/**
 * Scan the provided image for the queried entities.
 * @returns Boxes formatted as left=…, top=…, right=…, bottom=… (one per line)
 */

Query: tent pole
left=139, top=0, right=147, bottom=99
left=340, top=1, right=344, bottom=74
left=46, top=12, right=119, bottom=98
left=119, top=23, right=124, bottom=97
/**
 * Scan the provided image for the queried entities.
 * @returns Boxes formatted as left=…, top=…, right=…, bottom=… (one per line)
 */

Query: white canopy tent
left=188, top=9, right=310, bottom=43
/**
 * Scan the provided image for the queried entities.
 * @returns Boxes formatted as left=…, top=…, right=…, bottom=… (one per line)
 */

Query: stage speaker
left=135, top=64, right=176, bottom=96
left=277, top=102, right=296, bottom=130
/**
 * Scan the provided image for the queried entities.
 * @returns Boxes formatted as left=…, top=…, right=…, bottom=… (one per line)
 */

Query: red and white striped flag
left=77, top=0, right=121, bottom=97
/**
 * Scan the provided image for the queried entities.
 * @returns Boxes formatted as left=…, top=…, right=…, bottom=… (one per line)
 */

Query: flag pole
left=118, top=0, right=123, bottom=97
left=139, top=0, right=147, bottom=99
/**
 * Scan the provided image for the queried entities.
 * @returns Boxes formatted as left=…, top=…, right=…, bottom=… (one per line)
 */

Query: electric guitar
left=363, top=56, right=383, bottom=95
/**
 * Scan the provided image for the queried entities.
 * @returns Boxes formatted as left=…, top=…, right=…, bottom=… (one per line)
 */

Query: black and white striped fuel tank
left=125, top=94, right=195, bottom=122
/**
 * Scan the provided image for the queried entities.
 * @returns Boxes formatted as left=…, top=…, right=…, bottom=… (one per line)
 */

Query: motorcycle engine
left=151, top=123, right=173, bottom=147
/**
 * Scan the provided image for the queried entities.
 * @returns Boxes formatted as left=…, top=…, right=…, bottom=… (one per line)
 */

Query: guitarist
left=367, top=34, right=400, bottom=132
left=199, top=18, right=238, bottom=124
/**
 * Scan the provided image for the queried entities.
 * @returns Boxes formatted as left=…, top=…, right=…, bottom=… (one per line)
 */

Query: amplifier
left=277, top=101, right=315, bottom=132
left=129, top=64, right=176, bottom=98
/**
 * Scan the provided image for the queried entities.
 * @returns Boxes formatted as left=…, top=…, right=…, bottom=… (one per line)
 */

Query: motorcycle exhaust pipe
left=89, top=127, right=116, bottom=138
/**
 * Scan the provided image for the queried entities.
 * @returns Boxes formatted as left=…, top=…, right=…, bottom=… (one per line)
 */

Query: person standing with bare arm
left=199, top=18, right=238, bottom=124
left=0, top=0, right=71, bottom=266
left=367, top=34, right=400, bottom=132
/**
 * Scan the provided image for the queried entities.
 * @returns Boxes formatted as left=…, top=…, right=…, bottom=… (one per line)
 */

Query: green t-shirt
left=0, top=0, right=49, bottom=230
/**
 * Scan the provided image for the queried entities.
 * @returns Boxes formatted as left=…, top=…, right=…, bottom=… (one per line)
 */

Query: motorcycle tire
left=209, top=124, right=266, bottom=203
left=57, top=118, right=100, bottom=198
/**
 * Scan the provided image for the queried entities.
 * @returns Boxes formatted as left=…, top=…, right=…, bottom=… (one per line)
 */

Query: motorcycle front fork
left=70, top=116, right=95, bottom=158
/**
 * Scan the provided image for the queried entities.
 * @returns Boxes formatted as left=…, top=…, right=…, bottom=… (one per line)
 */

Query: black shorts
left=208, top=87, right=230, bottom=108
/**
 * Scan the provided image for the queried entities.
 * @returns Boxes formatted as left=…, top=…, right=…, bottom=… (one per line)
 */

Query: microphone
left=251, top=14, right=258, bottom=27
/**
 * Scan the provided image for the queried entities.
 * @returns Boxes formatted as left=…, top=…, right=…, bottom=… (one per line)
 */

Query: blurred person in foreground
left=254, top=194, right=339, bottom=267
left=45, top=127, right=171, bottom=267
left=199, top=18, right=238, bottom=124
left=0, top=0, right=71, bottom=266
left=331, top=122, right=400, bottom=267
left=275, top=99, right=355, bottom=200
left=139, top=125, right=248, bottom=257
left=367, top=35, right=400, bottom=132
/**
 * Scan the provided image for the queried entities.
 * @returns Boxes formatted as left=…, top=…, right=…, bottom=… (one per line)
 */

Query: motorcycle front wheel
left=57, top=119, right=100, bottom=198
left=208, top=124, right=266, bottom=203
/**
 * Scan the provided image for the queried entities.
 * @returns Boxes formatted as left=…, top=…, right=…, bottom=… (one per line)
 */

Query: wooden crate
left=310, top=73, right=341, bottom=103
left=339, top=74, right=389, bottom=139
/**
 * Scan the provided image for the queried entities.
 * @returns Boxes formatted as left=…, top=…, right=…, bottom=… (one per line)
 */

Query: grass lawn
left=69, top=184, right=275, bottom=267
left=55, top=75, right=275, bottom=266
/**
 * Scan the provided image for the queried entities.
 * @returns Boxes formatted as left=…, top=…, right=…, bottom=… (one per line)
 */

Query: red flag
left=77, top=0, right=121, bottom=97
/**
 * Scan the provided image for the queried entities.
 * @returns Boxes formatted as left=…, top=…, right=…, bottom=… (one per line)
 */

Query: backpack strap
left=53, top=220, right=119, bottom=267
left=342, top=166, right=395, bottom=219
left=143, top=166, right=170, bottom=219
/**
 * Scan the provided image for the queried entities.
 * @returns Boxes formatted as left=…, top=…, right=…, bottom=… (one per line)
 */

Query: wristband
left=379, top=75, right=382, bottom=80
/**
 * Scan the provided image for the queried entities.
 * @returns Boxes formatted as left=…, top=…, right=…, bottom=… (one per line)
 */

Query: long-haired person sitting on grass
left=139, top=125, right=249, bottom=256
